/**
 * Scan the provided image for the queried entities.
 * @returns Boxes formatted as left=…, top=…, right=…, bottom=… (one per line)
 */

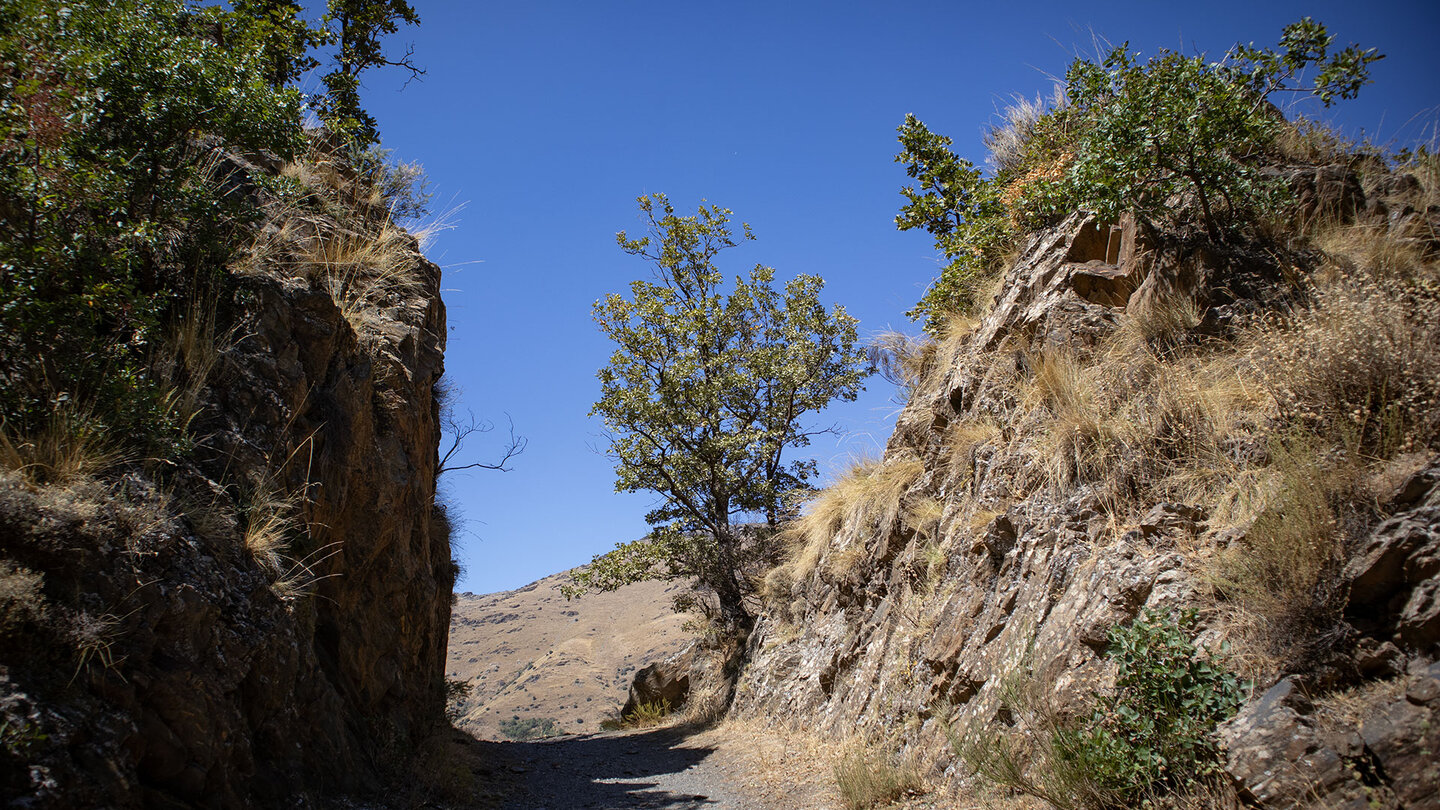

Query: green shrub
left=1057, top=609, right=1247, bottom=804
left=957, top=610, right=1246, bottom=809
left=0, top=0, right=303, bottom=459
left=1047, top=19, right=1381, bottom=240
left=497, top=716, right=561, bottom=741
left=893, top=114, right=1017, bottom=331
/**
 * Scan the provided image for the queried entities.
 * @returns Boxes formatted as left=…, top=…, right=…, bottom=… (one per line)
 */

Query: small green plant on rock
left=958, top=609, right=1246, bottom=809
left=1058, top=609, right=1247, bottom=805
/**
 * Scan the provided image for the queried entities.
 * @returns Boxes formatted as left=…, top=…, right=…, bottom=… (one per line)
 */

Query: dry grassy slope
left=447, top=571, right=693, bottom=739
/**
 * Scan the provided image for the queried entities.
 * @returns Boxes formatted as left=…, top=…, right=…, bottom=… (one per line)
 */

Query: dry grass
left=1316, top=224, right=1429, bottom=282
left=303, top=216, right=428, bottom=333
left=1274, top=116, right=1369, bottom=166
left=239, top=479, right=340, bottom=601
left=0, top=406, right=125, bottom=485
left=833, top=739, right=924, bottom=810
left=767, top=453, right=926, bottom=596
left=869, top=331, right=933, bottom=397
left=984, top=85, right=1069, bottom=175
left=1248, top=271, right=1440, bottom=458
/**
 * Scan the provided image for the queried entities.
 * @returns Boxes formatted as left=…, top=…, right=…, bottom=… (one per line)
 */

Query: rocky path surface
left=489, top=722, right=844, bottom=810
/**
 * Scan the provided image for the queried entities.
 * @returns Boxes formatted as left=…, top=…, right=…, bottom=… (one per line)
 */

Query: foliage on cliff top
left=0, top=0, right=304, bottom=460
left=897, top=18, right=1381, bottom=330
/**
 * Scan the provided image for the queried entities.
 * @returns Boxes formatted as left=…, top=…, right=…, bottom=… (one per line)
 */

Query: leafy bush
left=958, top=610, right=1246, bottom=809
left=896, top=19, right=1380, bottom=328
left=0, top=0, right=303, bottom=458
left=498, top=716, right=561, bottom=741
left=1051, top=19, right=1381, bottom=240
left=893, top=114, right=1017, bottom=331
left=1057, top=609, right=1247, bottom=804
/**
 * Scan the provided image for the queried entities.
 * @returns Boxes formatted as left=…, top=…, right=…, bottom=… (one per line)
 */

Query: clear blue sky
left=349, top=0, right=1439, bottom=595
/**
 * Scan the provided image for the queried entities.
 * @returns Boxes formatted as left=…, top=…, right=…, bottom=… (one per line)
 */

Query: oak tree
left=569, top=194, right=869, bottom=633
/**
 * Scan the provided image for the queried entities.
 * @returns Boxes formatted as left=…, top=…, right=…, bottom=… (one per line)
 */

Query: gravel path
left=494, top=727, right=754, bottom=809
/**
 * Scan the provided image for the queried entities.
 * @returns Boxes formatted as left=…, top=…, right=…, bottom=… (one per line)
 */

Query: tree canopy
left=569, top=194, right=870, bottom=632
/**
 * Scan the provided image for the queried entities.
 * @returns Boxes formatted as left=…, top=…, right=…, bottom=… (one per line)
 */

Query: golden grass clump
left=1248, top=272, right=1440, bottom=458
left=769, top=454, right=926, bottom=595
left=833, top=739, right=923, bottom=810
left=0, top=406, right=124, bottom=486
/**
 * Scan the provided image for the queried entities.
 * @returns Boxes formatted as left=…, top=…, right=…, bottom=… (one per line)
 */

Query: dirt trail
left=489, top=723, right=841, bottom=810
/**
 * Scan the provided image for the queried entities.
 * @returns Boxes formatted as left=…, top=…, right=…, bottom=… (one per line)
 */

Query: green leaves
left=1055, top=19, right=1380, bottom=239
left=0, top=0, right=303, bottom=453
left=1059, top=609, right=1248, bottom=804
left=581, top=194, right=870, bottom=628
left=893, top=114, right=1014, bottom=331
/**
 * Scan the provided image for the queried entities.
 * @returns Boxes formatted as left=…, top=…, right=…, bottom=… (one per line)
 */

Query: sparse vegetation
left=764, top=453, right=925, bottom=604
left=833, top=739, right=923, bottom=810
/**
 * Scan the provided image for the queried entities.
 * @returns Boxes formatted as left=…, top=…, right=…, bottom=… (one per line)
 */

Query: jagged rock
left=1220, top=678, right=1384, bottom=810
left=1283, top=163, right=1366, bottom=225
left=1360, top=664, right=1440, bottom=809
left=1344, top=506, right=1440, bottom=652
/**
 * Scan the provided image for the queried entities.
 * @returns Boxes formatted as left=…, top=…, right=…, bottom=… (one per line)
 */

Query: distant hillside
left=447, top=571, right=693, bottom=739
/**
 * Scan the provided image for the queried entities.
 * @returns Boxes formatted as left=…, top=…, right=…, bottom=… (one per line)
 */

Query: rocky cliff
left=734, top=162, right=1440, bottom=807
left=0, top=144, right=452, bottom=808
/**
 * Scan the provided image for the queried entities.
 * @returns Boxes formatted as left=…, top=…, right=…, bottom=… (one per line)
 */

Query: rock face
left=0, top=153, right=450, bottom=807
left=733, top=164, right=1440, bottom=804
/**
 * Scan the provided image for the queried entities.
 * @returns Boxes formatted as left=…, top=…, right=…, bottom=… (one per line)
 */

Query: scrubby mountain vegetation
left=0, top=1, right=473, bottom=807
left=736, top=17, right=1439, bottom=810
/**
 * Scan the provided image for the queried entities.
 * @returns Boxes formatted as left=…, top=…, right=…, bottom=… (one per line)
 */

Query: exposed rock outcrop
left=734, top=163, right=1440, bottom=805
left=0, top=150, right=451, bottom=808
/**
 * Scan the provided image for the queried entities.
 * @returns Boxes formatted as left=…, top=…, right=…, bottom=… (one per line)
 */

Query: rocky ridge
left=731, top=162, right=1440, bottom=806
left=0, top=145, right=451, bottom=808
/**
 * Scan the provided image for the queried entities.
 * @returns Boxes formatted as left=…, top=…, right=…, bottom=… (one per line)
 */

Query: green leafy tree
left=894, top=114, right=1014, bottom=330
left=1060, top=18, right=1382, bottom=239
left=0, top=0, right=302, bottom=450
left=570, top=194, right=870, bottom=632
left=316, top=0, right=421, bottom=146
left=230, top=0, right=324, bottom=87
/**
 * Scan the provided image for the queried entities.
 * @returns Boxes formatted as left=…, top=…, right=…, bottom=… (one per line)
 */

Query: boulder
left=622, top=647, right=695, bottom=717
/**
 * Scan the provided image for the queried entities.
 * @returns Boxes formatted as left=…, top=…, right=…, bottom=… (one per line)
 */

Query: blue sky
left=348, top=1, right=1440, bottom=595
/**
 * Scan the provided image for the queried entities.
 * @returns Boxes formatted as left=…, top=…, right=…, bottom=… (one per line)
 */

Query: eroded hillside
left=447, top=572, right=691, bottom=739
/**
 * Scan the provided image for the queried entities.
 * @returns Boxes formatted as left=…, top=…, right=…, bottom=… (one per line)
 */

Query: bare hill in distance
left=447, top=571, right=693, bottom=740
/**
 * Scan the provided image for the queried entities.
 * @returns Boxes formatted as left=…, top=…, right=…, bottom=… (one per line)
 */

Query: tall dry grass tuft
left=765, top=454, right=925, bottom=599
left=984, top=85, right=1069, bottom=175
left=0, top=406, right=125, bottom=485
left=1249, top=272, right=1440, bottom=458
left=833, top=739, right=923, bottom=810
left=306, top=217, right=424, bottom=332
left=1204, top=436, right=1352, bottom=672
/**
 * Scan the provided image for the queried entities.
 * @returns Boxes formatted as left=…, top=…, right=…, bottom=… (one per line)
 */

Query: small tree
left=1061, top=18, right=1382, bottom=239
left=315, top=0, right=421, bottom=146
left=570, top=194, right=870, bottom=633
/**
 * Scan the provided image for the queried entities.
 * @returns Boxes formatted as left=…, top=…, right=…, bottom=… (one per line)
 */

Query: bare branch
left=438, top=411, right=526, bottom=474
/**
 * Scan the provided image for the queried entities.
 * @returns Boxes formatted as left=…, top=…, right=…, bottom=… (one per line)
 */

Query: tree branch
left=438, top=411, right=526, bottom=474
